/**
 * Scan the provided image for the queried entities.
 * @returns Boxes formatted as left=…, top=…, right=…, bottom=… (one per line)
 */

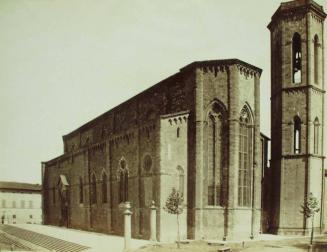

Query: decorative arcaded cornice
left=180, top=59, right=262, bottom=77
left=236, top=64, right=260, bottom=78
left=161, top=110, right=190, bottom=126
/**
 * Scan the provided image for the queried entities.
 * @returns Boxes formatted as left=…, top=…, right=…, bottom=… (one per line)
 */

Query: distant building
left=0, top=181, right=42, bottom=224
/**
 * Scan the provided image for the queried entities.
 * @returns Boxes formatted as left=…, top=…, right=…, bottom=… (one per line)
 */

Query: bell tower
left=268, top=0, right=326, bottom=234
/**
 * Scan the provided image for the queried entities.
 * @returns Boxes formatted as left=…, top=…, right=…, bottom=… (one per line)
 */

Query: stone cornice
left=271, top=84, right=325, bottom=98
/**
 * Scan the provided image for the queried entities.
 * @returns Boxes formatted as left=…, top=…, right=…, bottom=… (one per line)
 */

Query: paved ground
left=136, top=235, right=327, bottom=252
left=2, top=224, right=327, bottom=252
left=1, top=224, right=149, bottom=252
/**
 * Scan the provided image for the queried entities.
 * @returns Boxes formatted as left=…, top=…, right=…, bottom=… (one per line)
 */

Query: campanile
left=268, top=0, right=326, bottom=234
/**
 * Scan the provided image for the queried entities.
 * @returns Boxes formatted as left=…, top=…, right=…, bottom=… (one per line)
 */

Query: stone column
left=124, top=201, right=132, bottom=251
left=150, top=201, right=157, bottom=242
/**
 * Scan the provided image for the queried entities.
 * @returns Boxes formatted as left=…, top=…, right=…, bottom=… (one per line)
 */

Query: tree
left=164, top=188, right=184, bottom=249
left=300, top=192, right=320, bottom=245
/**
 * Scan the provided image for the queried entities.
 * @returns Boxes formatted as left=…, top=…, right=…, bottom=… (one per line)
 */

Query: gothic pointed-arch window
left=91, top=174, right=97, bottom=204
left=294, top=116, right=301, bottom=154
left=292, top=33, right=302, bottom=84
left=102, top=172, right=108, bottom=203
left=79, top=177, right=83, bottom=204
left=238, top=106, right=253, bottom=207
left=206, top=102, right=226, bottom=206
left=314, top=117, right=319, bottom=154
left=118, top=158, right=128, bottom=203
left=207, top=114, right=216, bottom=205
left=314, top=35, right=319, bottom=84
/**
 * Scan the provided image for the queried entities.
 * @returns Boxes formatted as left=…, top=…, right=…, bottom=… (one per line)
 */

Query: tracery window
left=294, top=116, right=301, bottom=154
left=102, top=172, right=108, bottom=203
left=207, top=102, right=226, bottom=206
left=238, top=106, right=253, bottom=207
left=292, top=33, right=302, bottom=84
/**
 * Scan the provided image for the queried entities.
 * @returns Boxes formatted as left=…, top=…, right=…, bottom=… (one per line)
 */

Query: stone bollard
left=123, top=201, right=132, bottom=252
left=150, top=200, right=157, bottom=242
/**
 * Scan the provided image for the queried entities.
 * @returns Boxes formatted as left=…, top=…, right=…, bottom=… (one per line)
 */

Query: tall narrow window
left=314, top=117, right=319, bottom=154
left=177, top=127, right=180, bottom=138
left=91, top=174, right=97, bottom=204
left=177, top=166, right=184, bottom=195
left=102, top=173, right=108, bottom=203
left=79, top=177, right=84, bottom=204
left=238, top=107, right=252, bottom=207
left=294, top=116, right=301, bottom=154
left=207, top=115, right=216, bottom=206
left=292, top=33, right=302, bottom=83
left=314, top=35, right=319, bottom=84
left=206, top=102, right=225, bottom=206
left=118, top=158, right=128, bottom=203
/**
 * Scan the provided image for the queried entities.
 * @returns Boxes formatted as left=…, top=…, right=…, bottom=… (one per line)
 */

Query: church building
left=42, top=0, right=326, bottom=242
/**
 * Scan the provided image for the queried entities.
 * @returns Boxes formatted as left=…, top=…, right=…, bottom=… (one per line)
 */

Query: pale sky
left=0, top=0, right=326, bottom=184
